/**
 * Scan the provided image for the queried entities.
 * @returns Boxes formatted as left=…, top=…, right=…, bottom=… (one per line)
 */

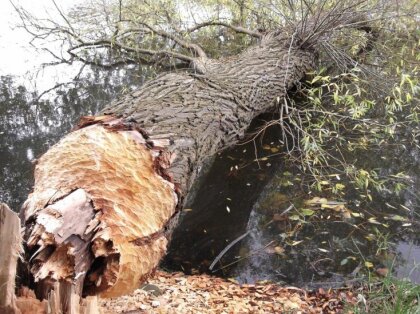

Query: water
left=232, top=163, right=420, bottom=287
left=163, top=116, right=286, bottom=275
left=163, top=115, right=420, bottom=286
left=174, top=127, right=420, bottom=287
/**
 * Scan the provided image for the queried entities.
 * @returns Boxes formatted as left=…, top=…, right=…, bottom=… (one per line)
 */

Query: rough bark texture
left=103, top=32, right=314, bottom=192
left=21, top=31, right=315, bottom=299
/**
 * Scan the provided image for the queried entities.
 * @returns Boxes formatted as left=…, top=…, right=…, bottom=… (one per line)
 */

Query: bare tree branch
left=135, top=21, right=207, bottom=58
left=185, top=21, right=262, bottom=39
left=68, top=39, right=195, bottom=65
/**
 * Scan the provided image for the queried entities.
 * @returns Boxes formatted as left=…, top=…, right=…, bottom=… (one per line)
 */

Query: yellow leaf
left=290, top=240, right=303, bottom=246
left=274, top=246, right=285, bottom=255
left=368, top=217, right=381, bottom=224
left=335, top=183, right=345, bottom=190
left=365, top=234, right=375, bottom=241
left=342, top=210, right=352, bottom=219
left=305, top=197, right=328, bottom=206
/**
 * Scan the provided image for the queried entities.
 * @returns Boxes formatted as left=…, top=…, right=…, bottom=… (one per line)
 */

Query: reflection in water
left=166, top=114, right=420, bottom=286
left=163, top=116, right=286, bottom=275
left=0, top=68, right=144, bottom=210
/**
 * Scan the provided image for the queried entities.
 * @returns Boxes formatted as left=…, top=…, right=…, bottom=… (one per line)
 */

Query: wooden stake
left=47, top=281, right=101, bottom=314
left=83, top=296, right=100, bottom=314
left=0, top=203, right=22, bottom=313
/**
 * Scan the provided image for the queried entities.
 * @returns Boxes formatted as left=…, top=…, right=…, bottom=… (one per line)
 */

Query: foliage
left=11, top=0, right=404, bottom=69
left=12, top=0, right=267, bottom=70
left=272, top=0, right=420, bottom=198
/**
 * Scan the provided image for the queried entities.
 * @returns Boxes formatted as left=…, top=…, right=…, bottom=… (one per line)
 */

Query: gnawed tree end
left=22, top=117, right=178, bottom=298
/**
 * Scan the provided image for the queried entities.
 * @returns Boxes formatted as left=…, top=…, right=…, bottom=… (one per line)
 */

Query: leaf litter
left=100, top=271, right=358, bottom=313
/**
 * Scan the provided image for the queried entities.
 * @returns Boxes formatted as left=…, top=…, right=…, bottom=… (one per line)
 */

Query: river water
left=163, top=116, right=420, bottom=287
left=1, top=1, right=419, bottom=288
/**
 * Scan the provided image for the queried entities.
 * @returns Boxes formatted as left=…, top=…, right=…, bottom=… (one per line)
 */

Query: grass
left=345, top=273, right=420, bottom=313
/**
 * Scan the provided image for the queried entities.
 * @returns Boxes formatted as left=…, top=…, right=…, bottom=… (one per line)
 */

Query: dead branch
left=136, top=21, right=207, bottom=58
left=67, top=39, right=195, bottom=66
left=185, top=21, right=262, bottom=39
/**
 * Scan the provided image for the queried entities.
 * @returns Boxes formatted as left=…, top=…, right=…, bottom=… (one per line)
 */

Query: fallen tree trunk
left=21, top=31, right=315, bottom=300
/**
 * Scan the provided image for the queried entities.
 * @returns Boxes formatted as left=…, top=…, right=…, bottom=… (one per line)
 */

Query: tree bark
left=21, top=31, right=315, bottom=299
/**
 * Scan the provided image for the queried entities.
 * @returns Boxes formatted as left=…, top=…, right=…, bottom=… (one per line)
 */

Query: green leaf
left=301, top=208, right=315, bottom=216
left=289, top=215, right=300, bottom=221
left=311, top=76, right=322, bottom=84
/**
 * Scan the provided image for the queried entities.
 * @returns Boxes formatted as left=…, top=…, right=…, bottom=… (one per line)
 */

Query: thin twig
left=209, top=231, right=251, bottom=271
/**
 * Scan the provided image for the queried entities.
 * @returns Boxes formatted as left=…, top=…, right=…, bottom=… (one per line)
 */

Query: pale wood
left=46, top=281, right=101, bottom=314
left=0, top=203, right=22, bottom=312
left=22, top=125, right=178, bottom=298
left=16, top=287, right=47, bottom=314
left=47, top=283, right=60, bottom=314
left=47, top=281, right=86, bottom=314
left=82, top=296, right=100, bottom=314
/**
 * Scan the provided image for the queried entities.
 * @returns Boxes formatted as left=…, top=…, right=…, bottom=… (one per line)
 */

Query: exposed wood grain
left=0, top=203, right=22, bottom=313
left=22, top=125, right=178, bottom=298
left=15, top=287, right=47, bottom=314
left=83, top=296, right=100, bottom=314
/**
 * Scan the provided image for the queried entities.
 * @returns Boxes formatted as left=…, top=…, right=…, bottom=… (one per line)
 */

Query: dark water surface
left=164, top=119, right=420, bottom=287
left=1, top=72, right=419, bottom=288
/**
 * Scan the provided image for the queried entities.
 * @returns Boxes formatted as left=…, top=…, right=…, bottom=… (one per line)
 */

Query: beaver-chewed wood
left=22, top=122, right=178, bottom=299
